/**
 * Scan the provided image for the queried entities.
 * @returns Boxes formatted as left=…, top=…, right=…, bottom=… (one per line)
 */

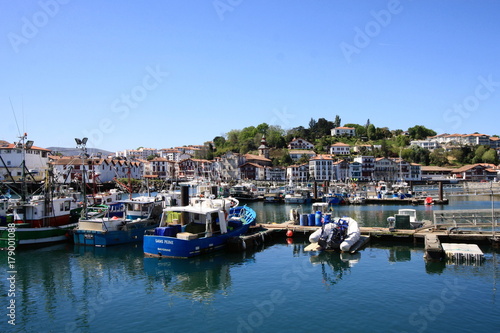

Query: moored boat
left=284, top=189, right=311, bottom=204
left=73, top=197, right=163, bottom=247
left=308, top=216, right=361, bottom=252
left=387, top=208, right=430, bottom=229
left=143, top=197, right=256, bottom=258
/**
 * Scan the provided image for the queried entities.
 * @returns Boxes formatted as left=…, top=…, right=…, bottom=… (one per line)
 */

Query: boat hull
left=143, top=224, right=251, bottom=258
left=0, top=223, right=77, bottom=248
left=73, top=225, right=156, bottom=247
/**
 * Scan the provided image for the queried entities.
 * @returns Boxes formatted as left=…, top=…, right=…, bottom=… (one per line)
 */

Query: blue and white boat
left=143, top=197, right=256, bottom=258
left=73, top=197, right=163, bottom=247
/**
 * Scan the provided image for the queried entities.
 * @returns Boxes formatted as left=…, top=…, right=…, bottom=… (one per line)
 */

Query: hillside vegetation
left=195, top=117, right=498, bottom=167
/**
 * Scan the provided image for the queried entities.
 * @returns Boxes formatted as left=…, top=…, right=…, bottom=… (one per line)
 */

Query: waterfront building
left=309, top=154, right=334, bottom=181
left=52, top=157, right=143, bottom=183
left=349, top=161, right=362, bottom=180
left=286, top=163, right=309, bottom=183
left=239, top=162, right=265, bottom=180
left=0, top=140, right=50, bottom=182
left=147, top=157, right=176, bottom=179
left=353, top=156, right=375, bottom=181
left=264, top=166, right=286, bottom=181
left=177, top=158, right=212, bottom=180
left=214, top=152, right=244, bottom=181
left=452, top=163, right=497, bottom=181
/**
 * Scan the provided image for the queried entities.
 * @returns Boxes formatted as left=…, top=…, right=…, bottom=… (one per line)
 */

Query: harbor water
left=1, top=195, right=500, bottom=333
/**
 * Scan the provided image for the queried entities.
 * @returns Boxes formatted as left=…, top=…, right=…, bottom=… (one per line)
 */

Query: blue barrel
left=315, top=211, right=322, bottom=226
left=300, top=214, right=308, bottom=226
left=324, top=213, right=331, bottom=224
left=308, top=213, right=315, bottom=226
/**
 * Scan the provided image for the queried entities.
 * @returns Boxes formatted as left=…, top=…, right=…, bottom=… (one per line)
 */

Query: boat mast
left=75, top=137, right=88, bottom=219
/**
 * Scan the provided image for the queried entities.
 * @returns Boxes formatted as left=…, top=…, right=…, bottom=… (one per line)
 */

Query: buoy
left=286, top=238, right=293, bottom=245
left=286, top=230, right=293, bottom=237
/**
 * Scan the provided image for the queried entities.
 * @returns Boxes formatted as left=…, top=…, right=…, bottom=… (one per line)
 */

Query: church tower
left=258, top=134, right=269, bottom=159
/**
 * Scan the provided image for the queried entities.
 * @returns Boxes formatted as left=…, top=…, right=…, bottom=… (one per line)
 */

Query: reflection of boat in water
left=143, top=252, right=251, bottom=301
left=310, top=251, right=361, bottom=286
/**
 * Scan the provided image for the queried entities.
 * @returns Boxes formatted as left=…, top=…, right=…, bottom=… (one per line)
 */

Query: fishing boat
left=0, top=186, right=81, bottom=248
left=73, top=196, right=164, bottom=247
left=284, top=189, right=311, bottom=204
left=263, top=192, right=283, bottom=203
left=143, top=197, right=256, bottom=258
left=229, top=183, right=258, bottom=201
left=0, top=196, right=12, bottom=226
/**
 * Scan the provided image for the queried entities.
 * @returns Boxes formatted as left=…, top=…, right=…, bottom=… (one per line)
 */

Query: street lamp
left=75, top=137, right=88, bottom=218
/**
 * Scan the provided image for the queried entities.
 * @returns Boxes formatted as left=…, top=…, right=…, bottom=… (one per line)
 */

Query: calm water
left=2, top=196, right=500, bottom=333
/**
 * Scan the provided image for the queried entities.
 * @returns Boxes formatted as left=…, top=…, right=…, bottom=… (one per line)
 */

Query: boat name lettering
left=155, top=239, right=174, bottom=245
left=158, top=248, right=171, bottom=252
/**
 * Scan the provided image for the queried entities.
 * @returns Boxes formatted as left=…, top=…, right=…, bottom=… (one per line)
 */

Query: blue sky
left=2, top=0, right=500, bottom=152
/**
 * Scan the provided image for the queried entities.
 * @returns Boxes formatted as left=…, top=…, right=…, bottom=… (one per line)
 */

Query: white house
left=331, top=126, right=356, bottom=137
left=286, top=163, right=309, bottom=183
left=309, top=154, right=334, bottom=181
left=0, top=140, right=50, bottom=182
left=288, top=137, right=315, bottom=150
left=329, top=142, right=351, bottom=155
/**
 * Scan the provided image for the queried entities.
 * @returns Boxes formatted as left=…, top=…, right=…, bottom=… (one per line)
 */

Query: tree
left=256, top=123, right=269, bottom=134
left=429, top=148, right=448, bottom=166
left=482, top=149, right=499, bottom=164
left=334, top=115, right=341, bottom=128
left=344, top=123, right=366, bottom=138
left=213, top=136, right=226, bottom=150
left=472, top=145, right=488, bottom=164
left=366, top=124, right=376, bottom=140
left=407, top=125, right=436, bottom=140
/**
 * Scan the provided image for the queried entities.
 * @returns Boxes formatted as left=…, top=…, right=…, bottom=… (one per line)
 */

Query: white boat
left=387, top=209, right=430, bottom=229
left=308, top=217, right=361, bottom=252
left=284, top=189, right=311, bottom=204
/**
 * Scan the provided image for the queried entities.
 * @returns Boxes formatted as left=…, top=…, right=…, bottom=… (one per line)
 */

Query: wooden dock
left=256, top=221, right=495, bottom=261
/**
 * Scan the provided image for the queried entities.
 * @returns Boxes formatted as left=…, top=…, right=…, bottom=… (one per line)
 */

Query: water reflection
left=309, top=251, right=361, bottom=287
left=143, top=252, right=253, bottom=302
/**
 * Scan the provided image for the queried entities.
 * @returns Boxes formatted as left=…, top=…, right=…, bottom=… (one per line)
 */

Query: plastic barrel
left=324, top=213, right=331, bottom=224
left=308, top=213, right=315, bottom=226
left=315, top=211, right=322, bottom=226
left=300, top=214, right=308, bottom=226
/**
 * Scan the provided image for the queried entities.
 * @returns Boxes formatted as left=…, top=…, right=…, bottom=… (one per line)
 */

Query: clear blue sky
left=2, top=0, right=500, bottom=152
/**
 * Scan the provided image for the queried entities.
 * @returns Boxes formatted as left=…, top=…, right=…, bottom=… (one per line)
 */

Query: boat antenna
left=9, top=97, right=22, bottom=138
